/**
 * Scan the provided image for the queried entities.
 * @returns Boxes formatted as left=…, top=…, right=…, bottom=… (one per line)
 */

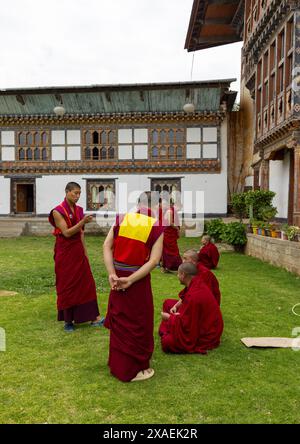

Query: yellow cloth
left=119, top=213, right=156, bottom=243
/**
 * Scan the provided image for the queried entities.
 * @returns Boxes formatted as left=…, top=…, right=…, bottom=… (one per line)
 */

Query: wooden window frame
left=82, top=129, right=117, bottom=161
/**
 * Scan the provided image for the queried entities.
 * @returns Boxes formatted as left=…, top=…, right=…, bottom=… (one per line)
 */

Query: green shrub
left=221, top=222, right=247, bottom=247
left=206, top=218, right=225, bottom=242
left=232, top=193, right=248, bottom=221
left=245, top=190, right=276, bottom=220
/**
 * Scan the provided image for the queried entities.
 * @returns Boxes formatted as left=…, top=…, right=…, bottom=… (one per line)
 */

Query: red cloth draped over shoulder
left=104, top=209, right=164, bottom=382
left=162, top=206, right=182, bottom=270
left=198, top=242, right=220, bottom=269
left=160, top=278, right=223, bottom=354
left=197, top=263, right=221, bottom=305
left=48, top=198, right=97, bottom=311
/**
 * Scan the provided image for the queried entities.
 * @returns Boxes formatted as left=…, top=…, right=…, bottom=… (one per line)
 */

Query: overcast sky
left=0, top=0, right=243, bottom=98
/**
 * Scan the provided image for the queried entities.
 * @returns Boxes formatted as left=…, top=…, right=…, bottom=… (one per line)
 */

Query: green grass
left=0, top=236, right=300, bottom=424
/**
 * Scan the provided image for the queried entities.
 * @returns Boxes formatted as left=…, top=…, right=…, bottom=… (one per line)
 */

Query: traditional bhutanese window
left=83, top=129, right=117, bottom=160
left=17, top=130, right=50, bottom=161
left=149, top=128, right=185, bottom=160
left=151, top=178, right=181, bottom=206
left=86, top=179, right=116, bottom=211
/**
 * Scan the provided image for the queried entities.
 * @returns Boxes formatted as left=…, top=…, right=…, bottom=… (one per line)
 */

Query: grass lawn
left=0, top=235, right=300, bottom=424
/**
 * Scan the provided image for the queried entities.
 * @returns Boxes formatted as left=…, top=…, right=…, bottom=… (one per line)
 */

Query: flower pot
left=281, top=232, right=288, bottom=240
left=271, top=230, right=277, bottom=238
left=253, top=227, right=258, bottom=235
left=276, top=230, right=281, bottom=239
left=261, top=228, right=265, bottom=236
left=265, top=229, right=270, bottom=237
left=258, top=228, right=262, bottom=235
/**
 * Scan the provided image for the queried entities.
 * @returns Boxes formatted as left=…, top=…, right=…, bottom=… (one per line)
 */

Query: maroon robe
left=49, top=198, right=99, bottom=323
left=197, top=263, right=221, bottom=305
left=162, top=207, right=182, bottom=270
left=198, top=242, right=220, bottom=269
left=159, top=278, right=223, bottom=354
left=104, top=210, right=164, bottom=382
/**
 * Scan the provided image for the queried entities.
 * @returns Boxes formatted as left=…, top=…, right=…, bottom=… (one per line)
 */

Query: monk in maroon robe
left=103, top=192, right=164, bottom=382
left=159, top=263, right=223, bottom=354
left=198, top=235, right=220, bottom=269
left=161, top=202, right=182, bottom=272
left=182, top=249, right=221, bottom=305
left=49, top=182, right=102, bottom=332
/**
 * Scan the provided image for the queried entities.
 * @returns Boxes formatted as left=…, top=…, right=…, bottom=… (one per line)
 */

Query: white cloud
left=0, top=0, right=242, bottom=99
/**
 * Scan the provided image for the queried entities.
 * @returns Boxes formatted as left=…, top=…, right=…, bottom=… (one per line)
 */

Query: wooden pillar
left=260, top=160, right=269, bottom=191
left=293, top=146, right=300, bottom=226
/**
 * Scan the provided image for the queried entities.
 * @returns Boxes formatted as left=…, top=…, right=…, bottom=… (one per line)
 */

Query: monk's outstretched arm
left=53, top=210, right=92, bottom=238
left=117, top=234, right=164, bottom=289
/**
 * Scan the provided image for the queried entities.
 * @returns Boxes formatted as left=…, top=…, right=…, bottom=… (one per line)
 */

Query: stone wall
left=245, top=234, right=300, bottom=276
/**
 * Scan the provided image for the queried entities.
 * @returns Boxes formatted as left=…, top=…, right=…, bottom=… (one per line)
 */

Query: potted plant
left=286, top=226, right=300, bottom=241
left=270, top=224, right=277, bottom=238
left=281, top=223, right=289, bottom=241
left=264, top=223, right=271, bottom=237
left=250, top=219, right=259, bottom=235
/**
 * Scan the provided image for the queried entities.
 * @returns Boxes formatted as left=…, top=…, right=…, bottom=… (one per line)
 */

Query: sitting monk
left=198, top=235, right=220, bottom=269
left=183, top=249, right=221, bottom=305
left=159, top=263, right=223, bottom=354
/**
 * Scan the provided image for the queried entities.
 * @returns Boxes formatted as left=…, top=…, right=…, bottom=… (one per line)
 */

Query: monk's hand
left=83, top=215, right=93, bottom=224
left=116, top=277, right=132, bottom=291
left=170, top=306, right=177, bottom=314
left=161, top=312, right=170, bottom=321
left=109, top=274, right=119, bottom=290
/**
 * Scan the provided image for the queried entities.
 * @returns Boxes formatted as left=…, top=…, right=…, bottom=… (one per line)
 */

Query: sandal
left=131, top=368, right=154, bottom=382
left=90, top=317, right=105, bottom=327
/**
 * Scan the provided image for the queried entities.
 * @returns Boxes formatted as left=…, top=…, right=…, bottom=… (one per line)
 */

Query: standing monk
left=198, top=235, right=220, bottom=270
left=161, top=200, right=182, bottom=273
left=49, top=182, right=103, bottom=332
left=103, top=192, right=164, bottom=382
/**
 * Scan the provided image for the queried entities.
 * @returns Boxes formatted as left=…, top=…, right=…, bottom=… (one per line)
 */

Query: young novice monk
left=49, top=182, right=103, bottom=332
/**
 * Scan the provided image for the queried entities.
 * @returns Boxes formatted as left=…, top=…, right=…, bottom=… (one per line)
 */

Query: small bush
left=232, top=193, right=248, bottom=221
left=221, top=222, right=247, bottom=247
left=206, top=218, right=225, bottom=242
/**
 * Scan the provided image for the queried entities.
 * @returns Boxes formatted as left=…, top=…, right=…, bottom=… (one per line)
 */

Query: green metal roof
left=0, top=80, right=236, bottom=116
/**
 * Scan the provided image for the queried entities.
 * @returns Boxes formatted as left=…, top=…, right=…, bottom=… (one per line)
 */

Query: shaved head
left=183, top=249, right=199, bottom=264
left=178, top=262, right=198, bottom=277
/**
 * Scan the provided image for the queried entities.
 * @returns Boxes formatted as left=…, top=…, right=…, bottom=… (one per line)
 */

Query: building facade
left=0, top=81, right=236, bottom=219
left=186, top=0, right=300, bottom=225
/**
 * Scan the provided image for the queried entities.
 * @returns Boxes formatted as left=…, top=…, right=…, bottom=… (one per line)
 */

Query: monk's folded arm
left=126, top=234, right=164, bottom=285
left=103, top=226, right=117, bottom=276
left=53, top=210, right=85, bottom=238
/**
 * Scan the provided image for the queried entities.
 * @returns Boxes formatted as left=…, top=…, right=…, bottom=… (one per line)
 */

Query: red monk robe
left=49, top=198, right=99, bottom=323
left=198, top=242, right=220, bottom=269
left=104, top=209, right=164, bottom=382
left=197, top=263, right=221, bottom=305
left=162, top=206, right=182, bottom=271
left=159, top=278, right=223, bottom=354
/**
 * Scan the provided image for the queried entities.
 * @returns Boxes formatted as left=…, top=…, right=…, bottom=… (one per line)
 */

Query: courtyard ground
left=0, top=236, right=300, bottom=424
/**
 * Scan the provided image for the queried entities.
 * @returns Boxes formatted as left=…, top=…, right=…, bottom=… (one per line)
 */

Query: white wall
left=269, top=152, right=290, bottom=219
left=0, top=177, right=10, bottom=214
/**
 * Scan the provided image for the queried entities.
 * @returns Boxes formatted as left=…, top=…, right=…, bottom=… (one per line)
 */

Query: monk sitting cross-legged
left=159, top=263, right=223, bottom=354
left=198, top=235, right=220, bottom=270
left=182, top=249, right=221, bottom=305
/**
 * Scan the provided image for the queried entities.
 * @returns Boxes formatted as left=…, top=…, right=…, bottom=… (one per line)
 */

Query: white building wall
left=2, top=119, right=228, bottom=216
left=269, top=151, right=290, bottom=219
left=36, top=172, right=228, bottom=216
left=0, top=177, right=10, bottom=214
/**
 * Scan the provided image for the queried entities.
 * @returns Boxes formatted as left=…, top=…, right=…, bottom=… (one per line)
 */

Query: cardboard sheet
left=241, top=337, right=300, bottom=348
